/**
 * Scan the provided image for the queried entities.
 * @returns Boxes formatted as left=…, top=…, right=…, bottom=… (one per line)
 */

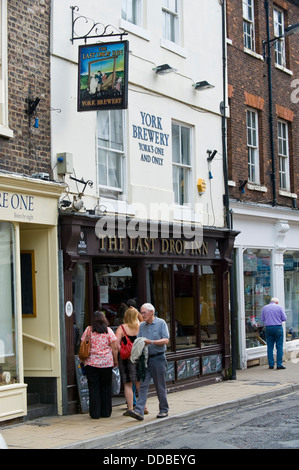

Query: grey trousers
left=135, top=354, right=168, bottom=416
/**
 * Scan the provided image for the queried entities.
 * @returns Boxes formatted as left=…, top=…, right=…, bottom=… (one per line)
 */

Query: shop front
left=60, top=213, right=237, bottom=414
left=0, top=173, right=64, bottom=422
left=232, top=203, right=299, bottom=369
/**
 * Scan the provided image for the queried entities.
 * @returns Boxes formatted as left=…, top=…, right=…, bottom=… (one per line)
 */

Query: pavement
left=1, top=360, right=299, bottom=450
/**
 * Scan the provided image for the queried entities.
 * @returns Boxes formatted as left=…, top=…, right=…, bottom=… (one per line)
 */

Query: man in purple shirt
left=261, top=298, right=287, bottom=370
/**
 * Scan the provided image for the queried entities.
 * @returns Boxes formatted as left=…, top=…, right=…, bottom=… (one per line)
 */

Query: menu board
left=74, top=356, right=89, bottom=413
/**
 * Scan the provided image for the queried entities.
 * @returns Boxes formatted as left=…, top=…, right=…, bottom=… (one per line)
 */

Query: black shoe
left=269, top=366, right=274, bottom=369
left=277, top=365, right=286, bottom=370
left=128, top=410, right=144, bottom=421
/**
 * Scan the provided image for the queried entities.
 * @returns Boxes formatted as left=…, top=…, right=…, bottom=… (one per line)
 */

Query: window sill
left=160, top=38, right=187, bottom=58
left=247, top=183, right=267, bottom=192
left=119, top=19, right=151, bottom=41
left=279, top=189, right=297, bottom=199
left=243, top=47, right=264, bottom=62
left=0, top=125, right=14, bottom=138
left=275, top=63, right=293, bottom=76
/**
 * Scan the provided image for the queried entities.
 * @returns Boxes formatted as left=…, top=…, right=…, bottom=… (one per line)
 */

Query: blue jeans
left=265, top=325, right=284, bottom=368
left=135, top=354, right=168, bottom=416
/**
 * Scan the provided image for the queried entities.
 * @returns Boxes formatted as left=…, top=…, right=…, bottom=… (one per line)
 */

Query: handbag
left=79, top=327, right=91, bottom=361
left=120, top=325, right=133, bottom=360
left=112, top=366, right=121, bottom=395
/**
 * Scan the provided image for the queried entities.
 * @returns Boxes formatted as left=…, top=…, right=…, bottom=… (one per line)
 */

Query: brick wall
left=0, top=0, right=51, bottom=176
left=227, top=0, right=299, bottom=208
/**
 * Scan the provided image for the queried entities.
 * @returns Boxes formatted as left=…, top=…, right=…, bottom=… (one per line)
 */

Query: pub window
left=172, top=121, right=192, bottom=206
left=121, top=0, right=142, bottom=26
left=162, top=0, right=179, bottom=44
left=97, top=109, right=125, bottom=194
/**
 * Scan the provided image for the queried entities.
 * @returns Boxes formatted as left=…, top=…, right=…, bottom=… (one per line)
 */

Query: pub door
left=65, top=262, right=90, bottom=414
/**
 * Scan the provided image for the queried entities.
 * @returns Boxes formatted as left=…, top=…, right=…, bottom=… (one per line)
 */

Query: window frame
left=277, top=120, right=290, bottom=191
left=162, top=0, right=179, bottom=45
left=97, top=109, right=126, bottom=194
left=273, top=7, right=286, bottom=68
left=246, top=108, right=260, bottom=184
left=121, top=0, right=142, bottom=27
left=243, top=0, right=255, bottom=51
left=0, top=0, right=13, bottom=138
left=172, top=121, right=192, bottom=206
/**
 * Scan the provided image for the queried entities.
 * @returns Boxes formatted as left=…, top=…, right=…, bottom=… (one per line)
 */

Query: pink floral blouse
left=81, top=326, right=117, bottom=368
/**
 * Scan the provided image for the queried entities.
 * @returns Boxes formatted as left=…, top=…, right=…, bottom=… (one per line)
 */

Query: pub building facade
left=51, top=0, right=236, bottom=413
left=60, top=213, right=237, bottom=412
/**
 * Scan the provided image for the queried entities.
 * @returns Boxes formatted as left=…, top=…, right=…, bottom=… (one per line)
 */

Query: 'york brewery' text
left=98, top=236, right=209, bottom=256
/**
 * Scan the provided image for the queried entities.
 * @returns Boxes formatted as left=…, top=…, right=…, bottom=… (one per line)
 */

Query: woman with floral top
left=81, top=311, right=118, bottom=419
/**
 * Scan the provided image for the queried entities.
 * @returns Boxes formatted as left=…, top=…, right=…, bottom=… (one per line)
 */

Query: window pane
left=98, top=149, right=107, bottom=186
left=181, top=126, right=190, bottom=165
left=110, top=110, right=123, bottom=151
left=108, top=151, right=122, bottom=188
left=172, top=123, right=180, bottom=163
left=98, top=110, right=110, bottom=146
left=199, top=265, right=219, bottom=347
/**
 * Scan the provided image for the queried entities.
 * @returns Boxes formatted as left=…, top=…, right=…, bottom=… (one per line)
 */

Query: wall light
left=239, top=180, right=248, bottom=194
left=193, top=81, right=215, bottom=90
left=153, top=64, right=177, bottom=74
left=207, top=150, right=217, bottom=162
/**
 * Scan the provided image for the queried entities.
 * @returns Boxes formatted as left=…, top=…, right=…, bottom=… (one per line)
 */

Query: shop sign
left=0, top=191, right=35, bottom=222
left=97, top=236, right=209, bottom=257
left=78, top=41, right=129, bottom=111
left=132, top=111, right=169, bottom=167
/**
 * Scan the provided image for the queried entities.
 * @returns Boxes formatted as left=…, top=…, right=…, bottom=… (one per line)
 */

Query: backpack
left=120, top=325, right=133, bottom=360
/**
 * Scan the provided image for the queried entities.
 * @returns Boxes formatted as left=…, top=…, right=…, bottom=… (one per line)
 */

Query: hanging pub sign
left=78, top=41, right=129, bottom=112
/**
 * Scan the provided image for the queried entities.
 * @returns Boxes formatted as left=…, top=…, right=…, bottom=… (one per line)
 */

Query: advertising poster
left=78, top=41, right=128, bottom=111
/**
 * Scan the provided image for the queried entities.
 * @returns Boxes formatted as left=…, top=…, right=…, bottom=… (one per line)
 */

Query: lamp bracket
left=71, top=6, right=128, bottom=43
left=69, top=176, right=93, bottom=195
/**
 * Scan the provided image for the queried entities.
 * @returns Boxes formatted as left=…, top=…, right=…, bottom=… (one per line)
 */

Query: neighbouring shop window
left=0, top=222, right=18, bottom=385
left=244, top=249, right=271, bottom=348
left=198, top=265, right=219, bottom=347
left=146, top=264, right=171, bottom=350
left=94, top=263, right=138, bottom=330
left=284, top=251, right=299, bottom=341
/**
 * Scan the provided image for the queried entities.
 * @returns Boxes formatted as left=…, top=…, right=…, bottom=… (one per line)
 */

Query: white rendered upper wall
left=50, top=0, right=226, bottom=228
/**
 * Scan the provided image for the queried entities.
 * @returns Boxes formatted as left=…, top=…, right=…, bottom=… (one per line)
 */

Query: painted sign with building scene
left=78, top=41, right=128, bottom=111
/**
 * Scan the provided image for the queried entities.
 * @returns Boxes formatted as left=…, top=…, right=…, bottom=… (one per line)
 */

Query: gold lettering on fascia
left=99, top=237, right=208, bottom=257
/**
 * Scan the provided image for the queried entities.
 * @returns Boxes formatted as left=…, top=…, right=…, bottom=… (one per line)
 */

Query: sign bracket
left=71, top=6, right=128, bottom=44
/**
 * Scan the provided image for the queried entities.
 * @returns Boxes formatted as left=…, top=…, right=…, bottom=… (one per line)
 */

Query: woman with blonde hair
left=116, top=306, right=145, bottom=415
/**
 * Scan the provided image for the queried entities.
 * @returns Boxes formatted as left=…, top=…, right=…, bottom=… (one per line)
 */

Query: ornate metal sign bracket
left=71, top=6, right=128, bottom=44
